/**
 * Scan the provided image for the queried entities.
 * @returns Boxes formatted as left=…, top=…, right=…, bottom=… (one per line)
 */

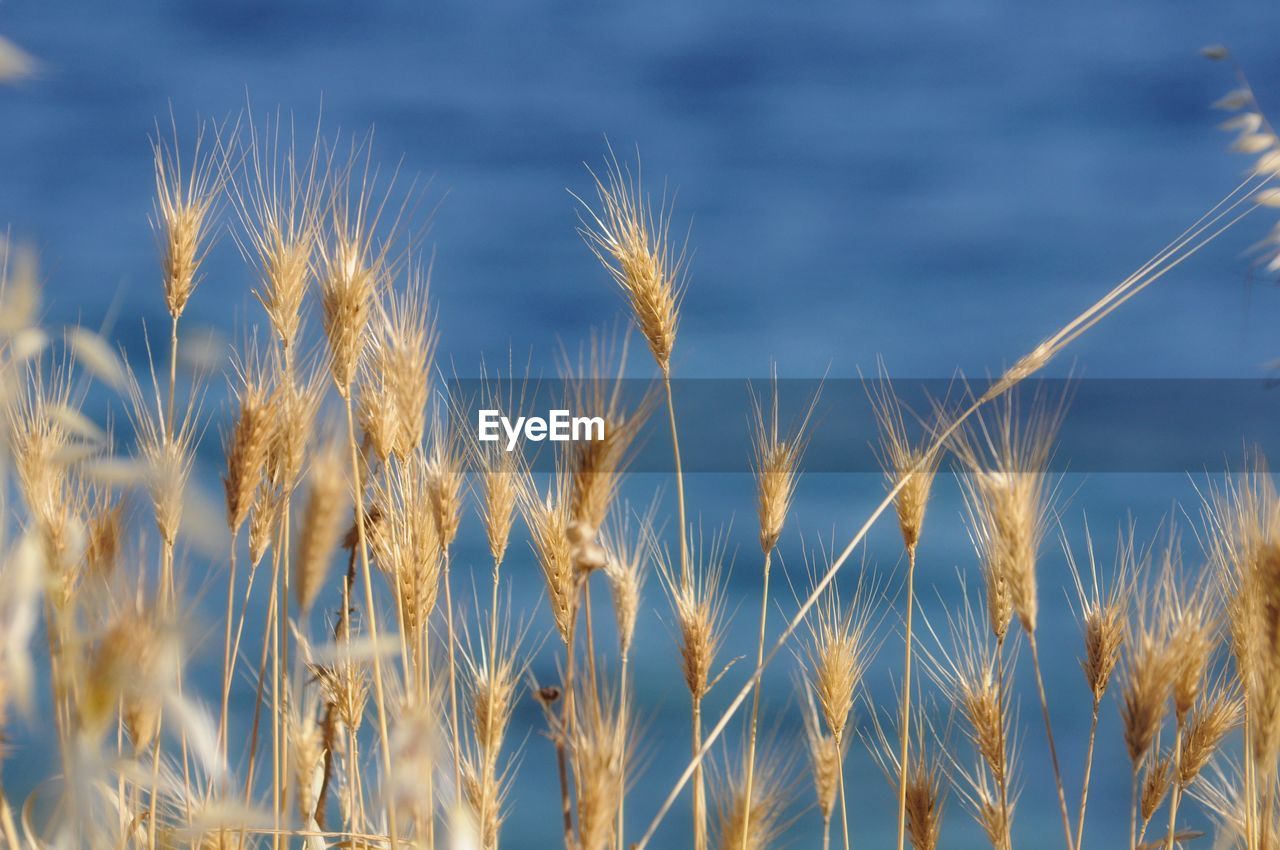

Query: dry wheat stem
left=1075, top=695, right=1103, bottom=850
left=739, top=549, right=772, bottom=850
left=1028, top=630, right=1075, bottom=850
left=218, top=541, right=241, bottom=768
left=1165, top=727, right=1184, bottom=850
left=442, top=545, right=464, bottom=803
left=693, top=693, right=708, bottom=850
left=1130, top=764, right=1143, bottom=850
left=342, top=396, right=400, bottom=849
left=663, top=371, right=689, bottom=592
left=632, top=179, right=1259, bottom=850
left=897, top=543, right=918, bottom=850
left=993, top=636, right=1012, bottom=850
left=836, top=730, right=851, bottom=850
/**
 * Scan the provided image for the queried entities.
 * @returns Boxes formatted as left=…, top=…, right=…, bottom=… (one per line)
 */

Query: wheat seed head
left=1161, top=548, right=1218, bottom=725
left=127, top=361, right=201, bottom=548
left=310, top=619, right=370, bottom=736
left=460, top=614, right=526, bottom=763
left=903, top=744, right=945, bottom=850
left=750, top=370, right=817, bottom=556
left=712, top=744, right=792, bottom=850
left=357, top=358, right=398, bottom=466
left=564, top=328, right=651, bottom=540
left=152, top=116, right=227, bottom=321
left=248, top=477, right=277, bottom=568
left=951, top=386, right=1066, bottom=636
left=1179, top=674, right=1242, bottom=788
left=1118, top=587, right=1175, bottom=767
left=459, top=742, right=513, bottom=850
left=657, top=525, right=732, bottom=701
left=376, top=268, right=436, bottom=461
left=945, top=740, right=1016, bottom=850
left=426, top=413, right=467, bottom=551
left=475, top=439, right=522, bottom=570
left=800, top=687, right=840, bottom=826
left=370, top=450, right=444, bottom=644
left=1139, top=749, right=1174, bottom=827
left=519, top=465, right=578, bottom=644
left=265, top=358, right=325, bottom=495
left=918, top=583, right=1010, bottom=790
left=1065, top=521, right=1135, bottom=702
left=7, top=360, right=77, bottom=554
left=231, top=109, right=328, bottom=352
left=1203, top=455, right=1280, bottom=767
left=868, top=370, right=940, bottom=553
left=868, top=693, right=945, bottom=850
left=801, top=556, right=875, bottom=743
left=577, top=150, right=685, bottom=373
left=86, top=601, right=176, bottom=749
left=470, top=362, right=531, bottom=567
left=293, top=435, right=349, bottom=614
left=84, top=486, right=125, bottom=581
left=318, top=145, right=393, bottom=396
left=571, top=678, right=630, bottom=850
left=601, top=501, right=656, bottom=660
left=222, top=336, right=273, bottom=536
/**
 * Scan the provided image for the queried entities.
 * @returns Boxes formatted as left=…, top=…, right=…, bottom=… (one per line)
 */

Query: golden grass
left=3, top=64, right=1280, bottom=850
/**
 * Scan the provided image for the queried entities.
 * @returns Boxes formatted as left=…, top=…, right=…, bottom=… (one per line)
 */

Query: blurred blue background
left=3, top=1, right=1280, bottom=847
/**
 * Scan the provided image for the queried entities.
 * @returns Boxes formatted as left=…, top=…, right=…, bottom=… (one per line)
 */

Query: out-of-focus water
left=3, top=2, right=1280, bottom=847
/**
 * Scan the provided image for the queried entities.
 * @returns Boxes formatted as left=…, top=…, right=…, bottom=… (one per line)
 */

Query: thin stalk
left=558, top=612, right=580, bottom=848
left=693, top=695, right=706, bottom=850
left=163, top=536, right=196, bottom=829
left=1165, top=724, right=1183, bottom=850
left=147, top=731, right=164, bottom=850
left=662, top=370, right=688, bottom=590
left=1075, top=696, right=1102, bottom=850
left=584, top=577, right=600, bottom=697
left=346, top=726, right=362, bottom=834
left=895, top=543, right=917, bottom=850
left=279, top=497, right=293, bottom=827
left=342, top=396, right=399, bottom=850
left=243, top=547, right=279, bottom=809
left=739, top=548, right=773, bottom=850
left=617, top=650, right=630, bottom=850
left=555, top=733, right=573, bottom=849
left=1245, top=719, right=1256, bottom=850
left=164, top=310, right=197, bottom=830
left=270, top=534, right=282, bottom=849
left=218, top=539, right=239, bottom=768
left=836, top=732, right=850, bottom=850
left=316, top=705, right=334, bottom=830
left=995, top=637, right=1011, bottom=850
left=1028, top=632, right=1074, bottom=850
left=481, top=553, right=503, bottom=850
left=424, top=651, right=435, bottom=848
left=1130, top=765, right=1140, bottom=850
left=228, top=549, right=266, bottom=781
left=442, top=545, right=463, bottom=801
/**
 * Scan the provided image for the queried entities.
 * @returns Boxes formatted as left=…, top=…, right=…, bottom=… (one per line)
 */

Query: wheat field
left=2, top=38, right=1280, bottom=850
